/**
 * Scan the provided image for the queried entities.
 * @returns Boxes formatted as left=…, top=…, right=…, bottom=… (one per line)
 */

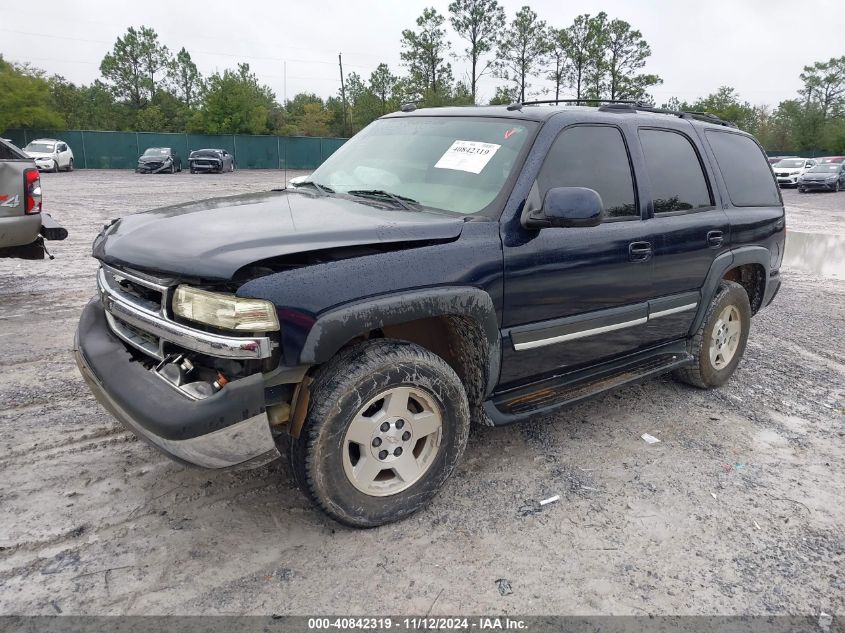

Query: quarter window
left=537, top=125, right=638, bottom=219
left=705, top=130, right=780, bottom=207
left=639, top=129, right=712, bottom=213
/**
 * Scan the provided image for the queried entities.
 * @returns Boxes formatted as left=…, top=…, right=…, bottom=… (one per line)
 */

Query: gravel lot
left=0, top=171, right=843, bottom=616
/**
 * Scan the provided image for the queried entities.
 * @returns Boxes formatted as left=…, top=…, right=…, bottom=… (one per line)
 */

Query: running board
left=484, top=343, right=693, bottom=425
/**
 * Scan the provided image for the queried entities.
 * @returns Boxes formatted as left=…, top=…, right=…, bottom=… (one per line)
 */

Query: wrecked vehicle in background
left=75, top=102, right=784, bottom=527
left=0, top=138, right=67, bottom=259
left=188, top=149, right=235, bottom=174
left=136, top=147, right=182, bottom=174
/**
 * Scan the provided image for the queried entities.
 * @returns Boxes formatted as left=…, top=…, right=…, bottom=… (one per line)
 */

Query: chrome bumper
left=74, top=300, right=280, bottom=469
left=97, top=265, right=273, bottom=361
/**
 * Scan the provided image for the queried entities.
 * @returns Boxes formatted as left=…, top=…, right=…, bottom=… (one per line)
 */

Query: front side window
left=536, top=125, right=638, bottom=219
left=639, top=129, right=712, bottom=213
left=705, top=130, right=780, bottom=207
left=306, top=117, right=537, bottom=215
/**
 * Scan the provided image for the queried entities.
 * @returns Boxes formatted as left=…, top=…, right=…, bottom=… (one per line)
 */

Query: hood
left=138, top=155, right=171, bottom=163
left=93, top=190, right=465, bottom=280
left=775, top=167, right=802, bottom=174
left=27, top=152, right=56, bottom=159
left=190, top=151, right=222, bottom=159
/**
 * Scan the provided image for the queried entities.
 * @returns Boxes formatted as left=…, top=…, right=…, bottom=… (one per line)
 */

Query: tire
left=290, top=339, right=471, bottom=528
left=169, top=163, right=175, bottom=174
left=230, top=161, right=235, bottom=173
left=51, top=160, right=59, bottom=173
left=673, top=280, right=751, bottom=389
left=190, top=167, right=196, bottom=174
left=835, top=181, right=841, bottom=193
left=798, top=187, right=806, bottom=193
left=66, top=158, right=74, bottom=172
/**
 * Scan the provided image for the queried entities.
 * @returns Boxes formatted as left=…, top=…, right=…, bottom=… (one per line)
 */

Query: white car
left=772, top=157, right=816, bottom=187
left=23, top=139, right=74, bottom=173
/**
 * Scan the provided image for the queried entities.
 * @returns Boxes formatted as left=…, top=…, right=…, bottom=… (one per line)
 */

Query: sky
left=1, top=0, right=843, bottom=108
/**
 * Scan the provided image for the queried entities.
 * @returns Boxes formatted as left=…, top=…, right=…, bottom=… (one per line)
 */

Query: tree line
left=1, top=2, right=843, bottom=152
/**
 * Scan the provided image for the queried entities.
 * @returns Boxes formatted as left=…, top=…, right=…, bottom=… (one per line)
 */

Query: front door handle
left=707, top=230, right=724, bottom=248
left=629, top=241, right=652, bottom=262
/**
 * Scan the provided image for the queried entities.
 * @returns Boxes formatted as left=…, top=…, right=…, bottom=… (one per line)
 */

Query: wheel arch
left=299, top=287, right=501, bottom=418
left=691, top=246, right=770, bottom=335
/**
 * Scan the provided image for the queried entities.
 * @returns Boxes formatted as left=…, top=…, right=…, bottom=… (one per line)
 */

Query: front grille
left=776, top=172, right=789, bottom=177
left=193, top=160, right=219, bottom=167
left=141, top=162, right=163, bottom=170
left=101, top=266, right=166, bottom=313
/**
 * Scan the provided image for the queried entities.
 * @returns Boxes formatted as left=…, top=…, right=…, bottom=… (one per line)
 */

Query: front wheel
left=290, top=339, right=470, bottom=527
left=66, top=158, right=74, bottom=172
left=835, top=181, right=841, bottom=193
left=674, top=280, right=751, bottom=389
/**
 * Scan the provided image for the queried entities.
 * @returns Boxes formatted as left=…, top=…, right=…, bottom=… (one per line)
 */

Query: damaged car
left=136, top=147, right=182, bottom=174
left=75, top=102, right=784, bottom=527
left=188, top=149, right=235, bottom=174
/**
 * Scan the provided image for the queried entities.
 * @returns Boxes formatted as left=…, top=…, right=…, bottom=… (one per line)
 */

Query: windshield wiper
left=346, top=189, right=419, bottom=210
left=291, top=181, right=335, bottom=195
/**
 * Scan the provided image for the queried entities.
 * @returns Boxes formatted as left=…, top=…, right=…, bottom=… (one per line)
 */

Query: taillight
left=24, top=168, right=42, bottom=214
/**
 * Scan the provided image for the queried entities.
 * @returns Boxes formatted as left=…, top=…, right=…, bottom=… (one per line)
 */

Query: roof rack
left=598, top=102, right=737, bottom=128
left=517, top=98, right=640, bottom=109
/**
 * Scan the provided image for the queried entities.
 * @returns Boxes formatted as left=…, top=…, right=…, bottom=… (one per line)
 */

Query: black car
left=77, top=102, right=784, bottom=527
left=798, top=163, right=845, bottom=192
left=136, top=147, right=182, bottom=174
left=188, top=148, right=235, bottom=174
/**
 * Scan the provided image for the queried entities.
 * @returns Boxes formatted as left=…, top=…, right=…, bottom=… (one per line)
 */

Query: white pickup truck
left=0, top=138, right=67, bottom=258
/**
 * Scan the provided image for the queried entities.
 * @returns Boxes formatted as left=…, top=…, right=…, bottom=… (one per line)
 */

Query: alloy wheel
left=709, top=305, right=741, bottom=370
left=342, top=386, right=443, bottom=497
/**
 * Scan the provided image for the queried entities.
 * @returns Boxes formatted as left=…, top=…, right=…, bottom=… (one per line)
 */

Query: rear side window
left=537, top=125, right=638, bottom=218
left=706, top=131, right=780, bottom=207
left=639, top=129, right=713, bottom=213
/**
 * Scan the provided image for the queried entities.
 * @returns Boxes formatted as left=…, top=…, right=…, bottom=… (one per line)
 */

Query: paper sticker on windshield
left=434, top=140, right=501, bottom=174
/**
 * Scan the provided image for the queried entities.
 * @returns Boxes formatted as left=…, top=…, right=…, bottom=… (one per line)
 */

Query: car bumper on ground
left=798, top=181, right=838, bottom=191
left=189, top=161, right=223, bottom=172
left=74, top=298, right=281, bottom=469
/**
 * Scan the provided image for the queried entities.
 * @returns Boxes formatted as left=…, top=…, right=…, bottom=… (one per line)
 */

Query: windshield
left=774, top=159, right=805, bottom=168
left=143, top=148, right=170, bottom=157
left=305, top=117, right=537, bottom=214
left=808, top=164, right=840, bottom=173
left=25, top=142, right=55, bottom=153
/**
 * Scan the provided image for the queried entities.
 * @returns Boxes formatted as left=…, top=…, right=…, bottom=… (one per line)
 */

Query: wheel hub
left=709, top=305, right=741, bottom=370
left=342, top=386, right=443, bottom=497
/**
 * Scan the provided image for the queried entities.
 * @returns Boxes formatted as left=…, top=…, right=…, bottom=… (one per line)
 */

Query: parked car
left=772, top=157, right=816, bottom=187
left=136, top=147, right=182, bottom=174
left=23, top=138, right=74, bottom=172
left=797, top=162, right=845, bottom=192
left=0, top=138, right=68, bottom=258
left=75, top=103, right=784, bottom=527
left=188, top=149, right=235, bottom=174
left=817, top=156, right=845, bottom=164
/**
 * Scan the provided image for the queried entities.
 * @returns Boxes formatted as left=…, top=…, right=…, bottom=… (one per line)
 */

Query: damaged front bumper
left=136, top=160, right=172, bottom=174
left=74, top=298, right=281, bottom=469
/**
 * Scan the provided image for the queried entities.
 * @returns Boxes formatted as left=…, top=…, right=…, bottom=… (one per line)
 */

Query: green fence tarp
left=2, top=129, right=347, bottom=170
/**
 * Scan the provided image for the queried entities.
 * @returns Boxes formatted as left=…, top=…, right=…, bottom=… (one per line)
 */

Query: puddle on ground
left=783, top=232, right=845, bottom=278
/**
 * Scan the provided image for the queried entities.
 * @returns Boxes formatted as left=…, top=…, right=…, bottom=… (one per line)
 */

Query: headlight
left=827, top=175, right=838, bottom=181
left=173, top=286, right=279, bottom=332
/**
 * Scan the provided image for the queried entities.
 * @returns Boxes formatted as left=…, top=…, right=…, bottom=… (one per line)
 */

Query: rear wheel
left=673, top=280, right=751, bottom=389
left=290, top=339, right=470, bottom=527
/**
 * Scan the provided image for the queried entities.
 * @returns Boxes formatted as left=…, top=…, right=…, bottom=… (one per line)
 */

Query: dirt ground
left=0, top=171, right=843, bottom=616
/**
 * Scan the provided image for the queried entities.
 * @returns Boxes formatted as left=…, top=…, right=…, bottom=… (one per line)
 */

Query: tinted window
left=537, top=125, right=637, bottom=218
left=639, top=129, right=712, bottom=213
left=706, top=131, right=780, bottom=207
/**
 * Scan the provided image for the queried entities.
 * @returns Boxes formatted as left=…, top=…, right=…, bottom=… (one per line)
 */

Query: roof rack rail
left=521, top=98, right=640, bottom=107
left=597, top=102, right=737, bottom=128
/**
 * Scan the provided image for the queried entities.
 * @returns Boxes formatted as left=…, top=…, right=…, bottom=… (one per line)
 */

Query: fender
left=690, top=245, right=770, bottom=334
left=300, top=286, right=501, bottom=394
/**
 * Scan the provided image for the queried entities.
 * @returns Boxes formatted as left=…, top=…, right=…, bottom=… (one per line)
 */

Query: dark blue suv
left=75, top=102, right=784, bottom=526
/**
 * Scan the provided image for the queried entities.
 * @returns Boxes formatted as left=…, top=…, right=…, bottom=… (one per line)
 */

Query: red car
left=818, top=156, right=845, bottom=164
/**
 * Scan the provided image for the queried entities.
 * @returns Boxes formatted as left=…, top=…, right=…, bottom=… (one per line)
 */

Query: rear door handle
left=628, top=241, right=652, bottom=262
left=707, top=230, right=724, bottom=248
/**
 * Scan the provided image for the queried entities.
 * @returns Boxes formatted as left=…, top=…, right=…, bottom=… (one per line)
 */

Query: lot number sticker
left=434, top=140, right=501, bottom=174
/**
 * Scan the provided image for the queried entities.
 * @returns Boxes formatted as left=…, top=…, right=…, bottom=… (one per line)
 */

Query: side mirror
left=522, top=187, right=604, bottom=229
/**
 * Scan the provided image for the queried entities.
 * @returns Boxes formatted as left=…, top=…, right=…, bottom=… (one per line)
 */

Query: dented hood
left=93, top=190, right=464, bottom=279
